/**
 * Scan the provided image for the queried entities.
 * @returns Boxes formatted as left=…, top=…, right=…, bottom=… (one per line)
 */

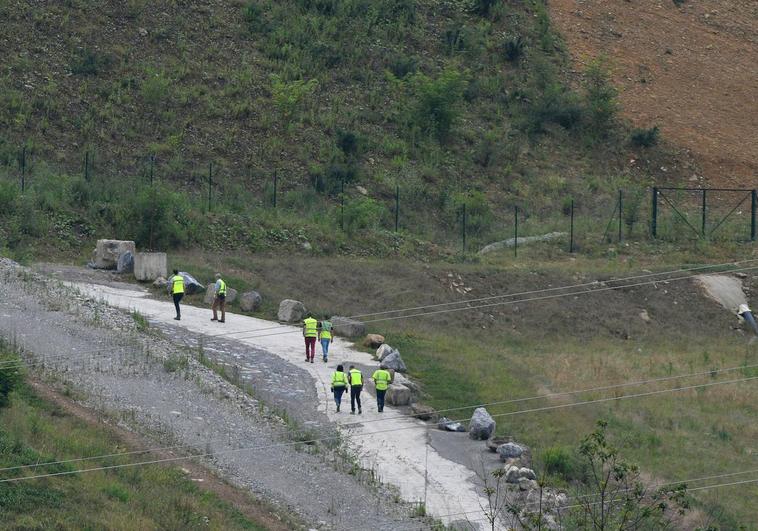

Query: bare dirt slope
left=550, top=0, right=758, bottom=186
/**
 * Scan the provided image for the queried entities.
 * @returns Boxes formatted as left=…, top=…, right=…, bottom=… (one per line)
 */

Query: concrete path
left=71, top=281, right=491, bottom=529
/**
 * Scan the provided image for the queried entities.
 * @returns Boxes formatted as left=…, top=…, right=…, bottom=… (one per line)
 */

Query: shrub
left=455, top=190, right=493, bottom=235
left=541, top=446, right=582, bottom=481
left=388, top=54, right=418, bottom=79
left=410, top=68, right=468, bottom=141
left=469, top=0, right=499, bottom=17
left=342, top=196, right=385, bottom=233
left=336, top=129, right=359, bottom=158
left=502, top=35, right=526, bottom=63
left=70, top=49, right=112, bottom=76
left=118, top=184, right=188, bottom=250
left=243, top=2, right=270, bottom=34
left=0, top=348, right=22, bottom=408
left=0, top=181, right=19, bottom=215
left=583, top=58, right=618, bottom=136
left=141, top=69, right=172, bottom=107
left=630, top=126, right=660, bottom=147
left=270, top=74, right=319, bottom=123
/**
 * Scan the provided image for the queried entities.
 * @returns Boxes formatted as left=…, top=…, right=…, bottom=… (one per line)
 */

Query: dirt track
left=550, top=0, right=758, bottom=185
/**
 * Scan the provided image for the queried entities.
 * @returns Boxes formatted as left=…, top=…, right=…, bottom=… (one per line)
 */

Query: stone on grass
left=519, top=467, right=536, bottom=481
left=91, top=240, right=136, bottom=270
left=468, top=407, right=495, bottom=440
left=363, top=334, right=385, bottom=349
left=153, top=276, right=168, bottom=289
left=116, top=251, right=134, bottom=274
left=486, top=436, right=511, bottom=453
left=380, top=349, right=407, bottom=373
left=179, top=272, right=205, bottom=294
left=203, top=284, right=238, bottom=304
left=331, top=316, right=367, bottom=337
left=504, top=465, right=537, bottom=484
left=497, top=442, right=525, bottom=460
left=278, top=299, right=307, bottom=322
left=376, top=344, right=393, bottom=361
left=239, top=291, right=262, bottom=312
left=410, top=404, right=437, bottom=421
left=385, top=384, right=412, bottom=406
left=438, top=417, right=466, bottom=432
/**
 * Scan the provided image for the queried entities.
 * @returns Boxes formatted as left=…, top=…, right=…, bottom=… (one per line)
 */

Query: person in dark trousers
left=371, top=367, right=392, bottom=413
left=211, top=273, right=227, bottom=323
left=330, top=364, right=348, bottom=412
left=348, top=365, right=363, bottom=415
left=168, top=269, right=184, bottom=320
left=303, top=314, right=318, bottom=363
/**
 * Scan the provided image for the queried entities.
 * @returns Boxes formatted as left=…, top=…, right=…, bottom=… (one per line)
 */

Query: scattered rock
left=736, top=272, right=748, bottom=279
left=302, top=242, right=312, bottom=251
left=179, top=272, right=205, bottom=295
left=90, top=239, right=136, bottom=269
left=203, top=284, right=238, bottom=304
left=331, top=316, right=367, bottom=337
left=278, top=299, right=307, bottom=322
left=519, top=467, right=537, bottom=480
left=486, top=436, right=512, bottom=452
left=356, top=185, right=368, bottom=195
left=504, top=464, right=536, bottom=483
left=137, top=27, right=148, bottom=37
left=363, top=334, right=385, bottom=348
left=468, top=407, right=495, bottom=440
left=380, top=349, right=407, bottom=373
left=478, top=232, right=566, bottom=255
left=438, top=417, right=466, bottom=432
left=410, top=404, right=437, bottom=421
left=116, top=251, right=134, bottom=274
left=376, top=344, right=393, bottom=361
left=385, top=383, right=412, bottom=406
left=519, top=478, right=538, bottom=491
left=239, top=291, right=262, bottom=312
left=497, top=442, right=525, bottom=460
left=153, top=276, right=168, bottom=289
left=393, top=373, right=420, bottom=395
left=639, top=309, right=651, bottom=323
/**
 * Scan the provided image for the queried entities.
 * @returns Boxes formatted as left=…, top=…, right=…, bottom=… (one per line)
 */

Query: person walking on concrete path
left=371, top=367, right=392, bottom=413
left=348, top=365, right=363, bottom=415
left=303, top=314, right=318, bottom=363
left=319, top=316, right=333, bottom=362
left=211, top=273, right=227, bottom=323
left=331, top=364, right=348, bottom=412
left=168, top=269, right=184, bottom=321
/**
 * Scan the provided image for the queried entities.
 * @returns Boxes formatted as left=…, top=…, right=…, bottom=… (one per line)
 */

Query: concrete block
left=134, top=252, right=167, bottom=281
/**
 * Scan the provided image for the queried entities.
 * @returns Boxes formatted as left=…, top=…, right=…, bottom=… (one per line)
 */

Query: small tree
left=410, top=68, right=468, bottom=141
left=270, top=74, right=319, bottom=124
left=583, top=58, right=618, bottom=138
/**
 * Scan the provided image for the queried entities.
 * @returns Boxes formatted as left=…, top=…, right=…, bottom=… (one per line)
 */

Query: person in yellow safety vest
left=168, top=269, right=185, bottom=321
left=318, top=316, right=333, bottom=362
left=303, top=314, right=318, bottom=363
left=330, top=364, right=348, bottom=412
left=371, top=367, right=392, bottom=413
left=211, top=273, right=227, bottom=323
left=348, top=364, right=363, bottom=415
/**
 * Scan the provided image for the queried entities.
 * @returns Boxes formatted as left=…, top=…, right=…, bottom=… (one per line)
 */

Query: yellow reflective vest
left=303, top=317, right=318, bottom=338
left=372, top=369, right=391, bottom=391
left=170, top=275, right=185, bottom=294
left=217, top=279, right=226, bottom=295
left=320, top=320, right=332, bottom=340
left=331, top=371, right=348, bottom=388
left=349, top=369, right=362, bottom=386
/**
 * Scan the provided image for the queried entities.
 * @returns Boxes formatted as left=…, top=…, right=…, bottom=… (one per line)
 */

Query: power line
left=1, top=375, right=754, bottom=484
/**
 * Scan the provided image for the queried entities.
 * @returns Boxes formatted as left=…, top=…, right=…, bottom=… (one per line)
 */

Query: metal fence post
left=19, top=146, right=26, bottom=193
left=208, top=162, right=213, bottom=212
left=273, top=170, right=278, bottom=208
left=461, top=202, right=467, bottom=254
left=569, top=199, right=575, bottom=253
left=395, top=184, right=400, bottom=232
left=149, top=154, right=155, bottom=186
left=701, top=189, right=707, bottom=237
left=514, top=206, right=518, bottom=258
left=618, top=190, right=623, bottom=243
left=651, top=187, right=658, bottom=238
left=84, top=150, right=90, bottom=182
left=752, top=190, right=757, bottom=242
left=340, top=179, right=345, bottom=231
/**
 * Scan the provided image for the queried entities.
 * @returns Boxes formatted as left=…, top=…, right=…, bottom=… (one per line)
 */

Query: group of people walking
left=167, top=270, right=227, bottom=322
left=329, top=363, right=392, bottom=414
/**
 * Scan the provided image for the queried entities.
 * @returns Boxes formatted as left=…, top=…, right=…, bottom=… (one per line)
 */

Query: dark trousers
left=333, top=386, right=345, bottom=407
left=172, top=293, right=184, bottom=318
left=350, top=385, right=363, bottom=412
left=376, top=388, right=386, bottom=412
left=305, top=337, right=316, bottom=360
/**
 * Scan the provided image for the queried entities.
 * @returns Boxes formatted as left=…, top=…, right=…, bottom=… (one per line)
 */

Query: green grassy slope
left=0, top=0, right=686, bottom=258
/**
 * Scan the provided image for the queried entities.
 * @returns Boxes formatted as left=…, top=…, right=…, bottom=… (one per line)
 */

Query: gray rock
left=504, top=465, right=521, bottom=483
left=179, top=272, right=205, bottom=295
left=116, top=251, right=134, bottom=274
left=468, top=407, right=495, bottom=440
left=486, top=436, right=512, bottom=452
left=497, top=442, right=525, bottom=460
left=153, top=276, right=168, bottom=289
left=376, top=344, right=393, bottom=361
left=380, top=349, right=407, bottom=373
left=331, top=316, right=367, bottom=337
left=410, top=404, right=437, bottom=421
left=363, top=334, right=385, bottom=348
left=203, top=284, right=238, bottom=304
left=519, top=467, right=537, bottom=481
left=438, top=417, right=466, bottom=432
left=239, top=291, right=262, bottom=312
left=278, top=299, right=307, bottom=322
left=385, top=384, right=412, bottom=406
left=478, top=232, right=566, bottom=255
left=91, top=239, right=136, bottom=269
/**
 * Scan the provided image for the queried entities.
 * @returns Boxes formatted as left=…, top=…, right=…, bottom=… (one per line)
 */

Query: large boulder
left=363, top=334, right=385, bottom=348
left=152, top=276, right=168, bottom=289
left=116, top=251, right=134, bottom=274
left=278, top=299, right=307, bottom=322
left=203, top=284, right=238, bottom=304
left=504, top=464, right=537, bottom=484
left=380, top=349, right=407, bottom=373
left=468, top=407, right=495, bottom=440
left=497, top=442, right=525, bottom=461
left=90, top=240, right=136, bottom=269
left=385, top=384, right=412, bottom=406
left=331, top=316, right=367, bottom=338
left=134, top=252, right=167, bottom=281
left=179, top=272, right=205, bottom=295
left=376, top=344, right=393, bottom=361
left=239, top=291, right=262, bottom=312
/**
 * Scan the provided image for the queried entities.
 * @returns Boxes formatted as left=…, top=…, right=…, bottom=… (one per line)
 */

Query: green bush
left=0, top=348, right=22, bottom=408
left=342, top=196, right=386, bottom=234
left=469, top=0, right=499, bottom=17
left=630, top=126, right=660, bottom=148
left=117, top=184, right=189, bottom=250
left=455, top=190, right=493, bottom=235
left=387, top=54, right=418, bottom=79
left=410, top=68, right=468, bottom=141
left=541, top=446, right=581, bottom=481
left=583, top=58, right=618, bottom=137
left=141, top=69, right=173, bottom=107
left=70, top=49, right=112, bottom=76
left=502, top=35, right=526, bottom=63
left=0, top=181, right=19, bottom=215
left=243, top=2, right=269, bottom=34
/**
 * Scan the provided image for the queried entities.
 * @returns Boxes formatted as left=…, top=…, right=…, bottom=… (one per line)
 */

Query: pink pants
left=305, top=337, right=317, bottom=361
